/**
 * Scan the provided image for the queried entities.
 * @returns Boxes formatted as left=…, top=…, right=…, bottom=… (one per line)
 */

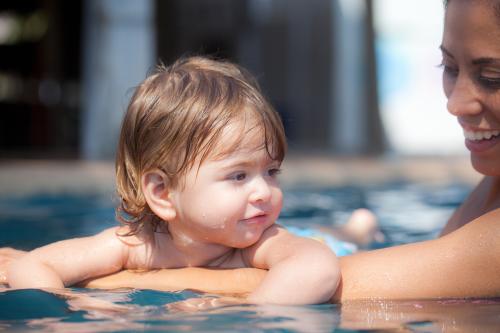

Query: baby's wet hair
left=115, top=56, right=286, bottom=235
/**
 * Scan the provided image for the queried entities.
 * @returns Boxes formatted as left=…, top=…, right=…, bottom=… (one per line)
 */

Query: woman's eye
left=478, top=75, right=500, bottom=89
left=439, top=63, right=458, bottom=77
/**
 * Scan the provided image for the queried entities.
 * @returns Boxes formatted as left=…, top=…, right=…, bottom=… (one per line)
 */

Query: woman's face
left=442, top=0, right=500, bottom=175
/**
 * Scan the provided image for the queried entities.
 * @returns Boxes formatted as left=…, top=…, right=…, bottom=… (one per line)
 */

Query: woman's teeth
left=463, top=129, right=500, bottom=141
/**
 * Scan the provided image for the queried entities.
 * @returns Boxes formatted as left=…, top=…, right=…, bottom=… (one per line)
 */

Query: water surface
left=2, top=182, right=499, bottom=332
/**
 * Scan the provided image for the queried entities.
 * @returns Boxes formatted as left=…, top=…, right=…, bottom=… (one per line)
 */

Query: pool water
left=2, top=182, right=500, bottom=332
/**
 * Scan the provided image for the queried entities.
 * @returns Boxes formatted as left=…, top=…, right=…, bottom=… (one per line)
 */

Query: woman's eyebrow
left=440, top=45, right=500, bottom=65
left=471, top=57, right=500, bottom=65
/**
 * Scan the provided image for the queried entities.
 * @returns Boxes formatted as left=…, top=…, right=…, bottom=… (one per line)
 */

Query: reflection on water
left=1, top=288, right=500, bottom=332
left=2, top=182, right=499, bottom=332
left=0, top=288, right=340, bottom=332
left=340, top=298, right=500, bottom=332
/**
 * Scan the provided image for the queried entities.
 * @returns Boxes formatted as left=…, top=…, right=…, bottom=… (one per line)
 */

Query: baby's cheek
left=273, top=191, right=284, bottom=212
left=196, top=203, right=230, bottom=228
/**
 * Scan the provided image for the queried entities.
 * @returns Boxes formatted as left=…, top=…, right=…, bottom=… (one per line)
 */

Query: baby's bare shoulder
left=113, top=227, right=175, bottom=269
left=110, top=226, right=148, bottom=246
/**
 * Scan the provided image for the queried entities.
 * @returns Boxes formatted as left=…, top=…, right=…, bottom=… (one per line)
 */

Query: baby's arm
left=7, top=227, right=128, bottom=289
left=243, top=225, right=340, bottom=305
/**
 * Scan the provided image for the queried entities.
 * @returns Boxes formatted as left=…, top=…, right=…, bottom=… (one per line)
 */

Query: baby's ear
left=141, top=169, right=176, bottom=221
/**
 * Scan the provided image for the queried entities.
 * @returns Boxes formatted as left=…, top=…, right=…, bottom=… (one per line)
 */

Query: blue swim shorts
left=286, top=225, right=358, bottom=257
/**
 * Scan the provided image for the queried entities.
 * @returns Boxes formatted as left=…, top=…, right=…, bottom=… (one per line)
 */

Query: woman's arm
left=83, top=267, right=266, bottom=295
left=334, top=208, right=500, bottom=301
left=83, top=209, right=500, bottom=302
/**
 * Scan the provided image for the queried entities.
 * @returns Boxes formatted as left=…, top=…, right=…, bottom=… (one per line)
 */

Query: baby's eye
left=268, top=168, right=281, bottom=178
left=231, top=172, right=246, bottom=181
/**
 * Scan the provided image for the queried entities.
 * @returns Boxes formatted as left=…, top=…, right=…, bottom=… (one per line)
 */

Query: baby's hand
left=166, top=296, right=244, bottom=313
left=0, top=247, right=27, bottom=258
left=0, top=247, right=27, bottom=285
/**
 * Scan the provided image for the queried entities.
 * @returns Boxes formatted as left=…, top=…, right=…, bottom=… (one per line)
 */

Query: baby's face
left=167, top=122, right=283, bottom=248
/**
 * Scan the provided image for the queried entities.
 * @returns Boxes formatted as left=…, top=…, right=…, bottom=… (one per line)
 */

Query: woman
left=2, top=0, right=500, bottom=302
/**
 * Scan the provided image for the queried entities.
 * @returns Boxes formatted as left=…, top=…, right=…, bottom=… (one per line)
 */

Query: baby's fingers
left=0, top=268, right=7, bottom=285
left=0, top=247, right=27, bottom=258
left=0, top=247, right=27, bottom=285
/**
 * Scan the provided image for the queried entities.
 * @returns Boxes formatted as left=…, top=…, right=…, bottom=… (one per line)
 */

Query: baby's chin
left=229, top=232, right=265, bottom=249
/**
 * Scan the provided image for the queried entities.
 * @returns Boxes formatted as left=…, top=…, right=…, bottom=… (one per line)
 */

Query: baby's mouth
left=241, top=213, right=268, bottom=224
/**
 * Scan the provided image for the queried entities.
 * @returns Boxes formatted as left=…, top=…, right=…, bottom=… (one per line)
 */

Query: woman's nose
left=446, top=76, right=482, bottom=117
left=249, top=176, right=272, bottom=203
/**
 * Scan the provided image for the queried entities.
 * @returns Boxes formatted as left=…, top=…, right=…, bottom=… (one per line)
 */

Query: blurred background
left=0, top=1, right=483, bottom=293
left=0, top=0, right=465, bottom=161
left=0, top=0, right=483, bottom=269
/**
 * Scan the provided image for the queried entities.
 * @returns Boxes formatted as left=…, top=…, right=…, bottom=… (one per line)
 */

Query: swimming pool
left=2, top=182, right=500, bottom=332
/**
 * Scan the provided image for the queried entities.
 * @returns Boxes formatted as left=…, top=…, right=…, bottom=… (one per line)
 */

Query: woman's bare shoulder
left=441, top=176, right=500, bottom=236
left=455, top=206, right=500, bottom=239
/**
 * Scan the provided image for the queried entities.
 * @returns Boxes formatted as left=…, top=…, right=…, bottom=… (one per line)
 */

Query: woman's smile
left=460, top=123, right=500, bottom=153
left=464, top=133, right=500, bottom=153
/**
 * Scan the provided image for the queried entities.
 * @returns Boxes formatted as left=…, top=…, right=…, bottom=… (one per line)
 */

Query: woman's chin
left=470, top=155, right=500, bottom=176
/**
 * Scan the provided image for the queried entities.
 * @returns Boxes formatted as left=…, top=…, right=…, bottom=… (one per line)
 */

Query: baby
left=7, top=56, right=340, bottom=305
